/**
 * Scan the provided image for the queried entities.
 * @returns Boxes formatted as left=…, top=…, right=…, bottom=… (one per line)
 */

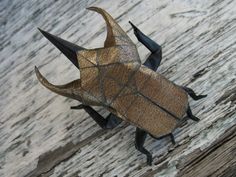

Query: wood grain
left=0, top=0, right=235, bottom=176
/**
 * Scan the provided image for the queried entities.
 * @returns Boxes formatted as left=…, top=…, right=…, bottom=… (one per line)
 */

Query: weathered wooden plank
left=0, top=0, right=236, bottom=177
left=177, top=125, right=236, bottom=177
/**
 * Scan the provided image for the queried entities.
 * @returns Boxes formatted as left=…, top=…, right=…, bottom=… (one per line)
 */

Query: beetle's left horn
left=35, top=66, right=81, bottom=99
left=38, top=28, right=84, bottom=69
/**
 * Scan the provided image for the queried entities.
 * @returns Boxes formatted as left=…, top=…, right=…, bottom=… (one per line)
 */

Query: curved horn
left=87, top=7, right=133, bottom=47
left=35, top=66, right=81, bottom=100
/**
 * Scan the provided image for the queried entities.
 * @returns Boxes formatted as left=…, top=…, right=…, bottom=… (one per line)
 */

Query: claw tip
left=37, top=27, right=44, bottom=33
left=129, top=21, right=138, bottom=31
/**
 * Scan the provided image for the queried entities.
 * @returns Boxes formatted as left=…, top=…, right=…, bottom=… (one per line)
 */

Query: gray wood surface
left=0, top=0, right=235, bottom=177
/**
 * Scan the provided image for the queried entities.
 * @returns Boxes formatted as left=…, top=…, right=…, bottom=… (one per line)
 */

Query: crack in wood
left=26, top=123, right=128, bottom=177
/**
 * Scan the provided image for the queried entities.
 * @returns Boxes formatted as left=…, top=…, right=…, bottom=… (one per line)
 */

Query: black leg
left=105, top=113, right=122, bottom=129
left=186, top=105, right=200, bottom=121
left=143, top=53, right=162, bottom=72
left=170, top=133, right=176, bottom=145
left=71, top=104, right=122, bottom=129
left=129, top=21, right=161, bottom=52
left=135, top=128, right=152, bottom=165
left=129, top=21, right=162, bottom=71
left=182, top=87, right=207, bottom=100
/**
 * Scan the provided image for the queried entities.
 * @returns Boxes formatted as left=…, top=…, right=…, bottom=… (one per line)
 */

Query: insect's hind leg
left=186, top=105, right=200, bottom=121
left=135, top=128, right=153, bottom=165
left=71, top=105, right=122, bottom=129
left=170, top=133, right=176, bottom=145
left=182, top=86, right=207, bottom=100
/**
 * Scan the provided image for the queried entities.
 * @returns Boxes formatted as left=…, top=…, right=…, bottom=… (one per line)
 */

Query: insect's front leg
left=129, top=21, right=161, bottom=52
left=129, top=21, right=162, bottom=71
left=71, top=105, right=122, bottom=129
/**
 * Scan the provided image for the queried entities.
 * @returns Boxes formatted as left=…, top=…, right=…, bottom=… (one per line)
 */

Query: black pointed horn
left=38, top=28, right=84, bottom=69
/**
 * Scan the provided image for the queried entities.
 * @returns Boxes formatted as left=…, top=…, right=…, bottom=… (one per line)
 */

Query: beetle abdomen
left=110, top=65, right=188, bottom=137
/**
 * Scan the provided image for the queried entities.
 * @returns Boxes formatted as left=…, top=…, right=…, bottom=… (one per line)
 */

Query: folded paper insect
left=35, top=7, right=207, bottom=165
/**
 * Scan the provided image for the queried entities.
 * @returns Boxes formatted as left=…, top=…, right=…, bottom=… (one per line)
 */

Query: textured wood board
left=0, top=0, right=236, bottom=177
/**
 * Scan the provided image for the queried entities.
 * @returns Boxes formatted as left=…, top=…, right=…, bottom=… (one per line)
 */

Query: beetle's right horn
left=38, top=28, right=85, bottom=69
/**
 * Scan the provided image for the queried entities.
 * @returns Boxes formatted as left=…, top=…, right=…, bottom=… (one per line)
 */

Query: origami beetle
left=35, top=7, right=207, bottom=165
